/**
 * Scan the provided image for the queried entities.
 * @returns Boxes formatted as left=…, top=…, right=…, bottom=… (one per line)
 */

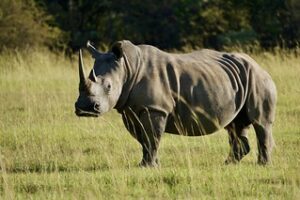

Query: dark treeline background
left=1, top=0, right=300, bottom=52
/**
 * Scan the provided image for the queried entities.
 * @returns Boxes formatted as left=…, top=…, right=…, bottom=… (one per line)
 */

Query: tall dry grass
left=0, top=48, right=299, bottom=199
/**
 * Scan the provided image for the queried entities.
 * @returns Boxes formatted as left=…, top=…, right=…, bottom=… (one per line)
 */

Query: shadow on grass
left=253, top=177, right=300, bottom=186
left=2, top=162, right=113, bottom=174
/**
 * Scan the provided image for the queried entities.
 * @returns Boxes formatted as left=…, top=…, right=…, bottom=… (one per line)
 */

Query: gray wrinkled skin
left=75, top=40, right=277, bottom=167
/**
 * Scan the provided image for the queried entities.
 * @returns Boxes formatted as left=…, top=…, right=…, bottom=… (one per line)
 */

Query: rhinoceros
left=75, top=40, right=277, bottom=167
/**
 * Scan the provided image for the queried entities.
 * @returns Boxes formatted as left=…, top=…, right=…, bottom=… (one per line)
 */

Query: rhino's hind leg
left=225, top=123, right=250, bottom=164
left=253, top=122, right=274, bottom=165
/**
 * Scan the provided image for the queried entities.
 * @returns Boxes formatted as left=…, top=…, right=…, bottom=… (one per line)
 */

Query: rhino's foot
left=138, top=158, right=159, bottom=168
left=224, top=157, right=239, bottom=165
left=225, top=151, right=249, bottom=165
left=257, top=156, right=270, bottom=166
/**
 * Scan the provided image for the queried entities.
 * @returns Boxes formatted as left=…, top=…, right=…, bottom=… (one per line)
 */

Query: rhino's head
left=75, top=42, right=125, bottom=117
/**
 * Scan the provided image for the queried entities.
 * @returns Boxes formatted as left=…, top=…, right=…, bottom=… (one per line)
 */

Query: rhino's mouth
left=75, top=108, right=100, bottom=117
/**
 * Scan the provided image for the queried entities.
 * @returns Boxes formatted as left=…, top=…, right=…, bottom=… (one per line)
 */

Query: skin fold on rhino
left=75, top=40, right=277, bottom=167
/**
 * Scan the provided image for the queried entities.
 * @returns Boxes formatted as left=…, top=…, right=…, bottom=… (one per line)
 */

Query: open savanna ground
left=0, top=48, right=299, bottom=199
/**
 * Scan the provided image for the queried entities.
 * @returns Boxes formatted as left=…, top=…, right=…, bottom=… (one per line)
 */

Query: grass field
left=0, top=48, right=299, bottom=199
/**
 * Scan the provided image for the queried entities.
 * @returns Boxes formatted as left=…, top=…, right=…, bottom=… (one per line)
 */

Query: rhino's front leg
left=136, top=110, right=167, bottom=167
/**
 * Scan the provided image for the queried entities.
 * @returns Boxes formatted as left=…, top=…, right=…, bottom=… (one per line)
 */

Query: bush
left=0, top=0, right=63, bottom=51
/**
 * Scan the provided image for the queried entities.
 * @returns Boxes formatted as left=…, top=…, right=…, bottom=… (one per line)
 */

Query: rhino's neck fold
left=114, top=49, right=141, bottom=112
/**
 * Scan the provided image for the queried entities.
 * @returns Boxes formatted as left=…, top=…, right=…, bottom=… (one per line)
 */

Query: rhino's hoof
left=257, top=158, right=270, bottom=166
left=138, top=159, right=159, bottom=168
left=224, top=157, right=238, bottom=165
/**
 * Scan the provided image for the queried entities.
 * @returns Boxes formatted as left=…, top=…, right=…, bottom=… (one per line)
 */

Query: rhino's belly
left=165, top=102, right=237, bottom=136
left=165, top=114, right=220, bottom=136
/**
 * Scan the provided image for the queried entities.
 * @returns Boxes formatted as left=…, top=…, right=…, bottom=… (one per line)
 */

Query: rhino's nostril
left=94, top=103, right=100, bottom=111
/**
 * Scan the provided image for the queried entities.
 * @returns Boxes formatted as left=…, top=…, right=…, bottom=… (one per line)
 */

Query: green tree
left=0, top=0, right=62, bottom=50
left=35, top=0, right=300, bottom=50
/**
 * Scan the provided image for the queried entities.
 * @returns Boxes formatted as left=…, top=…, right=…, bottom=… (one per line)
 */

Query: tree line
left=1, top=0, right=299, bottom=52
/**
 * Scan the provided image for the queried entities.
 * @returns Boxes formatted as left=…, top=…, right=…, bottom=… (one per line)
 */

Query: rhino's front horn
left=79, top=49, right=87, bottom=87
left=86, top=41, right=102, bottom=58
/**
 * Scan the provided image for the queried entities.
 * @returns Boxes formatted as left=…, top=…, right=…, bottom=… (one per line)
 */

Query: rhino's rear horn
left=86, top=41, right=102, bottom=58
left=91, top=68, right=98, bottom=82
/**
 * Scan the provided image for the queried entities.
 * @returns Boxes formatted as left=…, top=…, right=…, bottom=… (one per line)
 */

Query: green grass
left=0, top=48, right=299, bottom=199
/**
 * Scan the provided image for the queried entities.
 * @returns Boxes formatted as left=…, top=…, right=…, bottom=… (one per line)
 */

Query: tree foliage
left=1, top=0, right=299, bottom=51
left=0, top=0, right=62, bottom=51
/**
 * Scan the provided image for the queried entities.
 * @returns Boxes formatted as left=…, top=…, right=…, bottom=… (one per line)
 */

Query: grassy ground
left=0, top=48, right=299, bottom=199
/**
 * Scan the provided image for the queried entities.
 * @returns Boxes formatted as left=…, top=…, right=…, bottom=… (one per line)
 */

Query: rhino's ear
left=86, top=41, right=102, bottom=59
left=111, top=41, right=124, bottom=59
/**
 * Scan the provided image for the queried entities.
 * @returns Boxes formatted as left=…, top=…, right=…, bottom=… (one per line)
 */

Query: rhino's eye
left=105, top=83, right=111, bottom=94
left=101, top=79, right=112, bottom=93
